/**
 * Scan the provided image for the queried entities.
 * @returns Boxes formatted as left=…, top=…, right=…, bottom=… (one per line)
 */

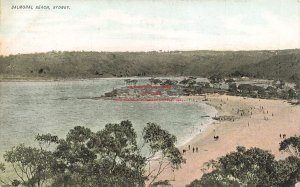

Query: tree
left=0, top=163, right=7, bottom=186
left=187, top=170, right=241, bottom=187
left=238, top=84, right=254, bottom=94
left=188, top=147, right=279, bottom=187
left=161, top=79, right=178, bottom=86
left=187, top=145, right=300, bottom=187
left=86, top=121, right=146, bottom=187
left=228, top=83, right=237, bottom=93
left=124, top=79, right=131, bottom=85
left=208, top=74, right=223, bottom=84
left=3, top=144, right=54, bottom=187
left=279, top=135, right=300, bottom=158
left=208, top=75, right=224, bottom=89
left=273, top=80, right=286, bottom=89
left=142, top=123, right=184, bottom=186
left=253, top=85, right=265, bottom=96
left=276, top=136, right=300, bottom=186
left=287, top=88, right=297, bottom=99
left=34, top=121, right=184, bottom=187
left=36, top=123, right=143, bottom=187
left=179, top=77, right=196, bottom=86
left=131, top=79, right=138, bottom=86
left=0, top=163, right=22, bottom=187
left=49, top=126, right=95, bottom=187
left=275, top=156, right=300, bottom=186
left=266, top=86, right=278, bottom=98
left=149, top=78, right=162, bottom=85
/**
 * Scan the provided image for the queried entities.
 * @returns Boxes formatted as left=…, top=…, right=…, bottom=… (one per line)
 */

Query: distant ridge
left=1, top=49, right=300, bottom=87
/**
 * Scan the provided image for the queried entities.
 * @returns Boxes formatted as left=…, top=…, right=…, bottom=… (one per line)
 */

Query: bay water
left=0, top=78, right=217, bottom=158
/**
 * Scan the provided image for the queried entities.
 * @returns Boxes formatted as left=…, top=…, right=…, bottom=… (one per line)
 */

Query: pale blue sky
left=0, top=0, right=299, bottom=55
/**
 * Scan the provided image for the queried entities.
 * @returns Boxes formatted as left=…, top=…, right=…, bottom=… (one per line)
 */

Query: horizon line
left=1, top=48, right=300, bottom=57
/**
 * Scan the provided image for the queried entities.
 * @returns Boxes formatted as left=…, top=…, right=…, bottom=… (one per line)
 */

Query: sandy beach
left=159, top=94, right=300, bottom=187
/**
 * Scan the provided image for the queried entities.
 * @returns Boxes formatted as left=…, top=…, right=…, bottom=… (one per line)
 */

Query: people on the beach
left=183, top=145, right=200, bottom=154
left=279, top=134, right=286, bottom=139
left=214, top=135, right=219, bottom=140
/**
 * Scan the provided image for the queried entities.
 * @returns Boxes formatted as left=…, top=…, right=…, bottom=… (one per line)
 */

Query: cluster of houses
left=104, top=85, right=183, bottom=100
left=103, top=77, right=299, bottom=102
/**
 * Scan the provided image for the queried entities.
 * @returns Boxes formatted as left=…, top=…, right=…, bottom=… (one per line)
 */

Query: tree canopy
left=187, top=143, right=300, bottom=187
left=1, top=121, right=184, bottom=187
left=279, top=135, right=300, bottom=158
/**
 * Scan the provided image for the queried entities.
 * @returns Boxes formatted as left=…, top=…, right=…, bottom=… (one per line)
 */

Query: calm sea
left=0, top=78, right=217, bottom=158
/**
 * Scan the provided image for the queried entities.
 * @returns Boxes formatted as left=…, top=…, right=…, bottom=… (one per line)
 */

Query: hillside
left=0, top=49, right=300, bottom=86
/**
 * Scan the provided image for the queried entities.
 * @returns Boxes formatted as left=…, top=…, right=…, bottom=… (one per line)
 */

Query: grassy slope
left=0, top=49, right=299, bottom=85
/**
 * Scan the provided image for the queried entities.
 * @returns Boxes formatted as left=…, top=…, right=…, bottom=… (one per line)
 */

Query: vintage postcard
left=0, top=0, right=299, bottom=187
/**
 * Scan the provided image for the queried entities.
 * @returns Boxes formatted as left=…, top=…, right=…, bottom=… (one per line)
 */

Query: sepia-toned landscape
left=1, top=0, right=300, bottom=187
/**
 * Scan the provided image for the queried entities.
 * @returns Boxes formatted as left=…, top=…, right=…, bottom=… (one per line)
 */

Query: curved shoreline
left=176, top=100, right=218, bottom=148
left=159, top=94, right=300, bottom=187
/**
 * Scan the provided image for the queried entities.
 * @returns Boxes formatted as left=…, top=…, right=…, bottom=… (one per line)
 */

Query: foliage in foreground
left=279, top=135, right=300, bottom=158
left=0, top=121, right=184, bottom=187
left=187, top=135, right=300, bottom=187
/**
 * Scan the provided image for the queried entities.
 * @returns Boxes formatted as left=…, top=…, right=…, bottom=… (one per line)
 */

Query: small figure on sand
left=283, top=134, right=286, bottom=139
left=183, top=149, right=186, bottom=154
left=196, top=147, right=198, bottom=152
left=280, top=134, right=282, bottom=138
left=188, top=145, right=190, bottom=150
left=214, top=136, right=219, bottom=140
left=192, top=147, right=195, bottom=153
